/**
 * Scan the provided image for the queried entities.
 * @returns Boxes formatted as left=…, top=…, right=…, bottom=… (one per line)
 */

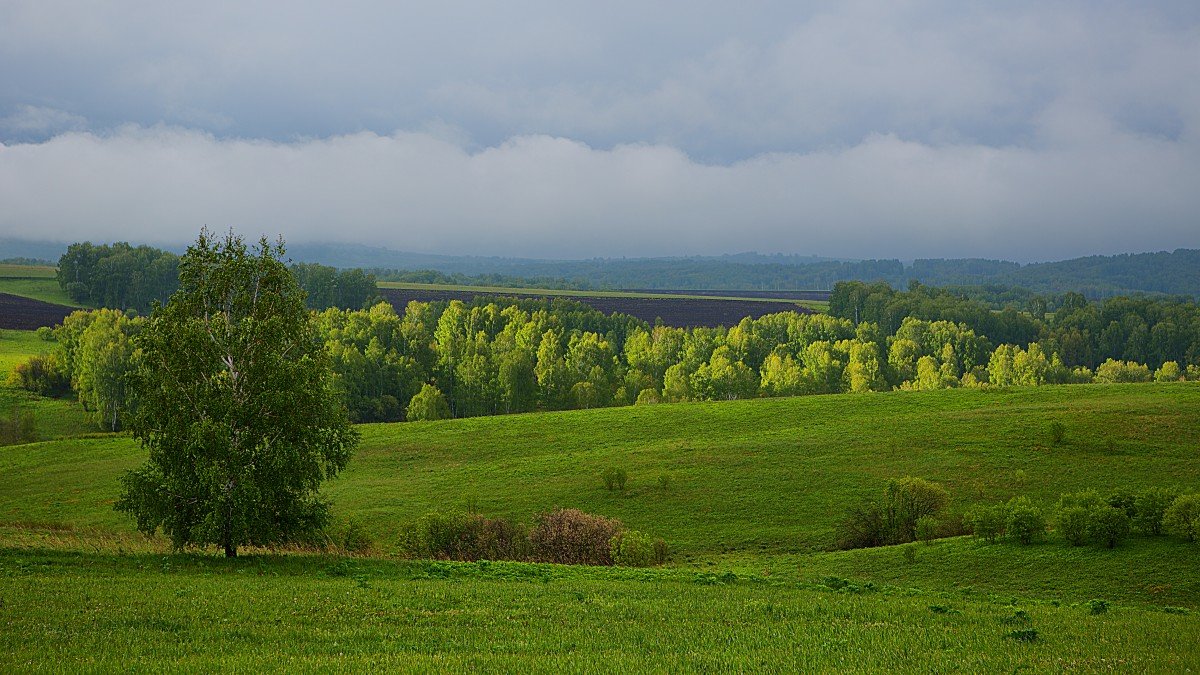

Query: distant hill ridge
left=2, top=237, right=1197, bottom=298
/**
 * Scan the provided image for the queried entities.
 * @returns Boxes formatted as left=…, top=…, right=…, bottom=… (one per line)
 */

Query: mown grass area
left=377, top=280, right=829, bottom=310
left=1, top=545, right=1196, bottom=672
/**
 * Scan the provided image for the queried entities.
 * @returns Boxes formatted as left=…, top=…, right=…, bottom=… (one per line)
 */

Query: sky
left=1, top=1, right=1198, bottom=262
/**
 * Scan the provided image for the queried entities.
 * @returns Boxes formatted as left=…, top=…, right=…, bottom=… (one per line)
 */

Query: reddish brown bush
left=529, top=508, right=623, bottom=565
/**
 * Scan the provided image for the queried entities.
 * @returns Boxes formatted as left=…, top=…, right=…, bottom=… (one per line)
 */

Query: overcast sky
left=2, top=1, right=1198, bottom=261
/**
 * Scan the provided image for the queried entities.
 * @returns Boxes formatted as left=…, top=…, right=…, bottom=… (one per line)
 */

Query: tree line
left=14, top=289, right=1198, bottom=431
left=55, top=242, right=379, bottom=313
left=830, top=281, right=1200, bottom=370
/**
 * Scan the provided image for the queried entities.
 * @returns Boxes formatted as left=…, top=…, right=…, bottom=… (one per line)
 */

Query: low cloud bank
left=1, top=125, right=1197, bottom=261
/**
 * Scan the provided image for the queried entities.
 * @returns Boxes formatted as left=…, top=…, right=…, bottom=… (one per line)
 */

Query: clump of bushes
left=398, top=507, right=667, bottom=567
left=610, top=529, right=668, bottom=567
left=7, top=354, right=71, bottom=398
left=1164, top=494, right=1200, bottom=542
left=967, top=498, right=1045, bottom=545
left=399, top=511, right=531, bottom=562
left=601, top=467, right=628, bottom=492
left=839, top=476, right=949, bottom=549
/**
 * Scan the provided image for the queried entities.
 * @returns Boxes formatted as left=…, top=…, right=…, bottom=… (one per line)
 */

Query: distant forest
left=303, top=244, right=1200, bottom=299
left=54, top=242, right=379, bottom=314
left=7, top=237, right=1197, bottom=303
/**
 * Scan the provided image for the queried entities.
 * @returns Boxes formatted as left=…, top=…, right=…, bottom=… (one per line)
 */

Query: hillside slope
left=3, top=384, right=1197, bottom=555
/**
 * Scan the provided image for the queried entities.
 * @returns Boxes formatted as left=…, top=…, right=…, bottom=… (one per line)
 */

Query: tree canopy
left=115, top=231, right=357, bottom=557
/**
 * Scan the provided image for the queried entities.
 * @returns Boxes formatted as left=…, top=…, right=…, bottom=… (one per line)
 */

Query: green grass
left=0, top=264, right=56, bottom=278
left=2, top=384, right=1197, bottom=553
left=0, top=276, right=80, bottom=307
left=378, top=280, right=828, bottom=311
left=0, top=329, right=50, bottom=377
left=0, top=330, right=98, bottom=441
left=3, top=383, right=1199, bottom=669
left=1, top=545, right=1197, bottom=672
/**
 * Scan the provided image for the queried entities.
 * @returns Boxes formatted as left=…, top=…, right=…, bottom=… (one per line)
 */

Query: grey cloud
left=1, top=124, right=1196, bottom=262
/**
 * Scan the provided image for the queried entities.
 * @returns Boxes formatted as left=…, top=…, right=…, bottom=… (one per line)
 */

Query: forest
left=13, top=281, right=1199, bottom=430
left=54, top=242, right=379, bottom=313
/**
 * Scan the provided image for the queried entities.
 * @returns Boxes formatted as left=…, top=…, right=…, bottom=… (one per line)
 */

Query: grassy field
left=2, top=544, right=1196, bottom=672
left=378, top=280, right=830, bottom=311
left=0, top=330, right=97, bottom=441
left=2, top=376, right=1198, bottom=669
left=0, top=264, right=56, bottom=278
left=0, top=265, right=80, bottom=307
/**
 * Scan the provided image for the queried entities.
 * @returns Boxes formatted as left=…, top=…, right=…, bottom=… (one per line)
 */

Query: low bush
left=530, top=508, right=622, bottom=566
left=966, top=503, right=1006, bottom=543
left=1087, top=599, right=1110, bottom=615
left=1135, top=487, right=1179, bottom=536
left=7, top=354, right=71, bottom=398
left=1005, top=497, right=1046, bottom=545
left=610, top=529, right=656, bottom=567
left=0, top=405, right=37, bottom=446
left=1057, top=506, right=1091, bottom=546
left=601, top=467, right=628, bottom=492
left=1048, top=421, right=1065, bottom=445
left=399, top=511, right=531, bottom=562
left=1164, top=494, right=1200, bottom=542
left=839, top=476, right=949, bottom=549
left=914, top=515, right=937, bottom=544
left=1087, top=507, right=1130, bottom=549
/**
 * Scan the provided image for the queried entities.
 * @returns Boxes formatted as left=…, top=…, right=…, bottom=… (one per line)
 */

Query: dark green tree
left=115, top=231, right=357, bottom=557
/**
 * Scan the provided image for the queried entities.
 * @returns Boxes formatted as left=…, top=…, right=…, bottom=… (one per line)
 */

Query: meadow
left=0, top=264, right=79, bottom=308
left=2, top=327, right=1198, bottom=670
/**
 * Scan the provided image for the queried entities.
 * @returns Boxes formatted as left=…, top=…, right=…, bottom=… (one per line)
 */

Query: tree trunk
left=222, top=483, right=236, bottom=557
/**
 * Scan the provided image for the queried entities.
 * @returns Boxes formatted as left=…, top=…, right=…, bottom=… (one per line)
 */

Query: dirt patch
left=0, top=293, right=75, bottom=330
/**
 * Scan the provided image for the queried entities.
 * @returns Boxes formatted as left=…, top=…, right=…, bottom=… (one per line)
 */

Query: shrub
left=839, top=477, right=950, bottom=549
left=914, top=515, right=938, bottom=544
left=1105, top=489, right=1138, bottom=520
left=884, top=476, right=949, bottom=543
left=610, top=530, right=657, bottom=567
left=656, top=473, right=671, bottom=491
left=6, top=354, right=71, bottom=398
left=652, top=538, right=669, bottom=565
left=1164, top=494, right=1200, bottom=542
left=399, top=511, right=531, bottom=562
left=634, top=388, right=661, bottom=405
left=340, top=519, right=374, bottom=554
left=1154, top=361, right=1183, bottom=382
left=601, top=467, right=628, bottom=492
left=967, top=503, right=1007, bottom=543
left=839, top=502, right=888, bottom=549
left=1005, top=497, right=1046, bottom=545
left=902, top=544, right=917, bottom=564
left=406, top=383, right=451, bottom=421
left=1087, top=599, right=1110, bottom=615
left=530, top=508, right=622, bottom=565
left=1048, top=421, right=1065, bottom=445
left=1094, top=359, right=1152, bottom=384
left=1134, top=487, right=1179, bottom=536
left=0, top=405, right=37, bottom=446
left=1057, top=506, right=1091, bottom=546
left=1087, top=507, right=1130, bottom=549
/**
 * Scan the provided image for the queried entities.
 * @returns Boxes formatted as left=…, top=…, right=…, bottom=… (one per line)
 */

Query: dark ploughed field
left=0, top=293, right=74, bottom=330
left=378, top=288, right=811, bottom=327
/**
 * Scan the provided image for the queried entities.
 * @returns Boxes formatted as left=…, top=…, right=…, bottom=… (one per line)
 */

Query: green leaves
left=116, top=230, right=357, bottom=556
